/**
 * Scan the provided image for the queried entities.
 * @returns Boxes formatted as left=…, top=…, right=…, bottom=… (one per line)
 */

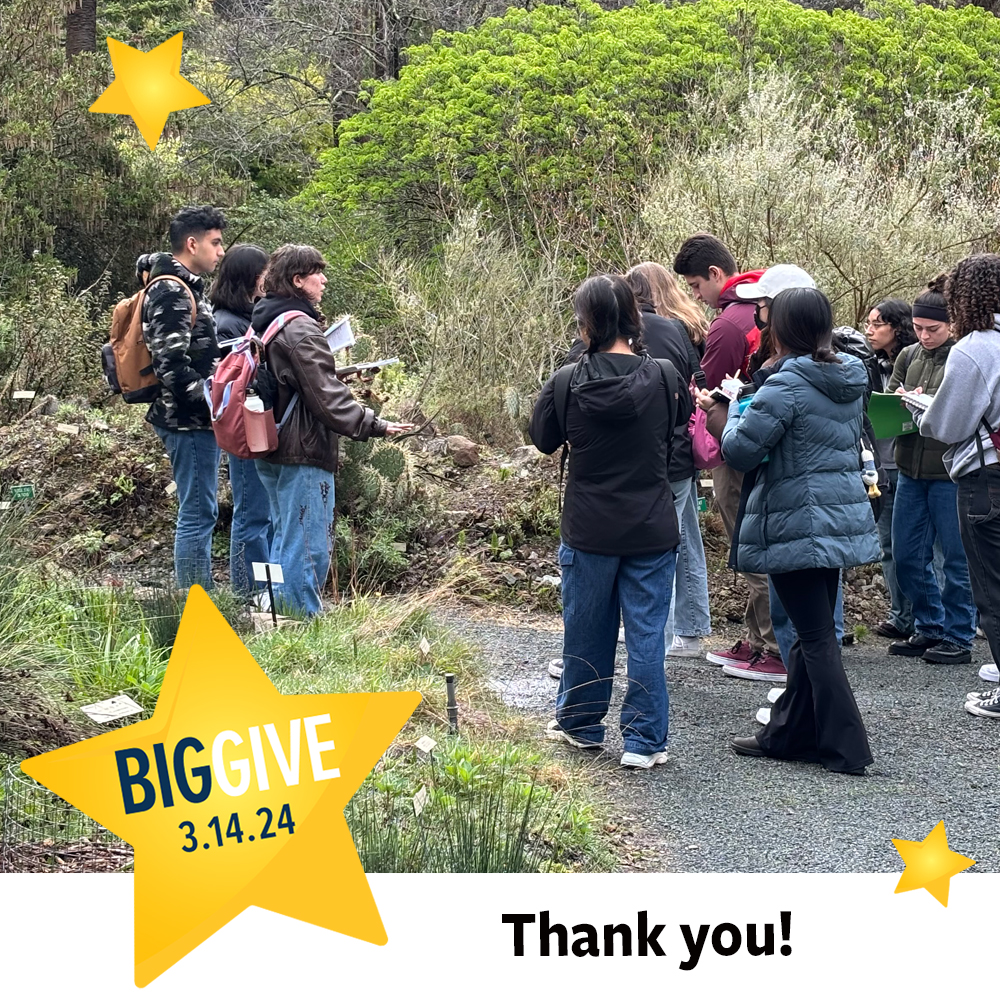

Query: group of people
left=532, top=233, right=1000, bottom=775
left=137, top=206, right=410, bottom=618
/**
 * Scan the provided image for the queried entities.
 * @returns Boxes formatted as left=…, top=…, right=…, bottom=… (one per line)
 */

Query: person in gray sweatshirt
left=907, top=253, right=1000, bottom=719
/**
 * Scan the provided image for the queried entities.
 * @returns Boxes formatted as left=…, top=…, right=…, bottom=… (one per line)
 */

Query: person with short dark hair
left=529, top=274, right=690, bottom=769
left=887, top=277, right=976, bottom=664
left=721, top=287, right=879, bottom=775
left=250, top=244, right=412, bottom=617
left=209, top=244, right=273, bottom=598
left=864, top=299, right=919, bottom=640
left=673, top=234, right=784, bottom=680
left=143, top=204, right=227, bottom=590
left=913, top=254, right=1000, bottom=717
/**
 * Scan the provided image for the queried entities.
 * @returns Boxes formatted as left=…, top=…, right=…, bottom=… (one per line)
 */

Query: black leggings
left=761, top=567, right=873, bottom=773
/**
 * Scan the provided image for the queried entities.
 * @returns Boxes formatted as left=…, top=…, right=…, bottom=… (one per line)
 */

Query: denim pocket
left=963, top=468, right=1000, bottom=524
left=558, top=543, right=575, bottom=567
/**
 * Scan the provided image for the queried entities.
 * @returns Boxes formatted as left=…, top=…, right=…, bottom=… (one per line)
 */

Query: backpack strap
left=654, top=358, right=680, bottom=446
left=254, top=310, right=310, bottom=432
left=682, top=336, right=707, bottom=391
left=142, top=274, right=197, bottom=327
left=551, top=362, right=578, bottom=510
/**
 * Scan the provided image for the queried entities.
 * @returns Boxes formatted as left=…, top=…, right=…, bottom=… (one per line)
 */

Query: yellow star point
left=892, top=820, right=975, bottom=907
left=21, top=587, right=420, bottom=986
left=90, top=33, right=209, bottom=150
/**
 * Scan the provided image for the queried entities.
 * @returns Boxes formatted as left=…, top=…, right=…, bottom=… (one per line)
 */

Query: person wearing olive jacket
left=251, top=245, right=412, bottom=618
left=886, top=278, right=976, bottom=664
left=721, top=288, right=878, bottom=775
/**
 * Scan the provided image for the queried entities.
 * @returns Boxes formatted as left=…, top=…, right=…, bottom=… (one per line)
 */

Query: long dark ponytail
left=769, top=287, right=841, bottom=364
left=574, top=274, right=645, bottom=355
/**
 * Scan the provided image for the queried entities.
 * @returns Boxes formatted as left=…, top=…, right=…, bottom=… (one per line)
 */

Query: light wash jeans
left=770, top=575, right=845, bottom=667
left=554, top=542, right=675, bottom=755
left=229, top=456, right=273, bottom=597
left=255, top=460, right=336, bottom=618
left=153, top=426, right=220, bottom=590
left=664, top=477, right=712, bottom=644
left=893, top=473, right=976, bottom=648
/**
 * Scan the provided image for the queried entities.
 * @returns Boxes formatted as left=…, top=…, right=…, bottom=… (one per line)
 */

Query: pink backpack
left=205, top=311, right=307, bottom=459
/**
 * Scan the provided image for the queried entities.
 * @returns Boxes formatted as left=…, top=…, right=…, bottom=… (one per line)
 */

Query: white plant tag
left=418, top=637, right=431, bottom=658
left=12, top=390, right=36, bottom=400
left=414, top=735, right=437, bottom=756
left=413, top=785, right=429, bottom=816
left=80, top=694, right=143, bottom=723
left=391, top=542, right=407, bottom=552
left=252, top=562, right=284, bottom=583
left=165, top=481, right=177, bottom=496
left=56, top=423, right=80, bottom=435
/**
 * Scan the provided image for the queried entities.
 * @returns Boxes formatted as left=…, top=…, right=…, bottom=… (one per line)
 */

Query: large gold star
left=22, top=587, right=420, bottom=986
left=892, top=821, right=975, bottom=906
left=90, top=33, right=209, bottom=149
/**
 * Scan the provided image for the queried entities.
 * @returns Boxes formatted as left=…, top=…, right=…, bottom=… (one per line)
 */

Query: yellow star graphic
left=892, top=821, right=975, bottom=906
left=22, top=587, right=420, bottom=986
left=90, top=33, right=209, bottom=149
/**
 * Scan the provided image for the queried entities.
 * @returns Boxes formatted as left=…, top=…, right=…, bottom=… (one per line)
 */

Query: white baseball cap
left=735, top=264, right=817, bottom=300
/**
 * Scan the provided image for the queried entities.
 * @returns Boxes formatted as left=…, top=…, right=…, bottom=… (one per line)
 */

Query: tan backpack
left=101, top=275, right=197, bottom=403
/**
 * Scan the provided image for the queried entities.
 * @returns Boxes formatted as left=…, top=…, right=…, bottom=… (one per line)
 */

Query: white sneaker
left=755, top=706, right=771, bottom=725
left=547, top=658, right=563, bottom=679
left=667, top=635, right=703, bottom=658
left=620, top=750, right=668, bottom=769
left=767, top=687, right=785, bottom=705
left=977, top=626, right=986, bottom=639
left=618, top=627, right=626, bottom=644
left=545, top=719, right=602, bottom=749
left=979, top=662, right=999, bottom=684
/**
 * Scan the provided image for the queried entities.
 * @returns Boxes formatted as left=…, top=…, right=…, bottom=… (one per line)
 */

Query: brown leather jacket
left=251, top=295, right=386, bottom=473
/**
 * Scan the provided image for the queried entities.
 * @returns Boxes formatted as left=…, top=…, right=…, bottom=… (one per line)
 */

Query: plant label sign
left=81, top=694, right=144, bottom=723
left=414, top=735, right=437, bottom=757
left=252, top=562, right=284, bottom=584
left=12, top=390, right=36, bottom=400
left=165, top=481, right=177, bottom=496
left=697, top=496, right=708, bottom=513
left=56, top=422, right=80, bottom=435
left=0, top=502, right=11, bottom=511
left=10, top=484, right=35, bottom=501
left=412, top=785, right=429, bottom=817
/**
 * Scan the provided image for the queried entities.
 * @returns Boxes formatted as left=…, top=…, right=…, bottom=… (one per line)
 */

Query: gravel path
left=436, top=607, right=999, bottom=873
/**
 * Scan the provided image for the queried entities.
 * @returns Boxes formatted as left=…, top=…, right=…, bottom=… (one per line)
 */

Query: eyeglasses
left=865, top=319, right=890, bottom=329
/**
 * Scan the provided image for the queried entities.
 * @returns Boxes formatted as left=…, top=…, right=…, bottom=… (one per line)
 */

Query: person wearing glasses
left=863, top=300, right=918, bottom=640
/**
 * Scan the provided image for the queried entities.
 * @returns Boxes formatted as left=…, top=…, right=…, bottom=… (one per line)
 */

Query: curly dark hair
left=168, top=205, right=227, bottom=253
left=945, top=254, right=1000, bottom=338
left=574, top=274, right=645, bottom=355
left=870, top=298, right=916, bottom=358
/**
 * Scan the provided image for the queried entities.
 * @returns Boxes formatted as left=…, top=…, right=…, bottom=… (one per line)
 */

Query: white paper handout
left=325, top=315, right=355, bottom=353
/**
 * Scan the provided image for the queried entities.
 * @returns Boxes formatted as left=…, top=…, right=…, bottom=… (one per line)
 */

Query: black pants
left=759, top=567, right=873, bottom=773
left=957, top=466, right=1000, bottom=670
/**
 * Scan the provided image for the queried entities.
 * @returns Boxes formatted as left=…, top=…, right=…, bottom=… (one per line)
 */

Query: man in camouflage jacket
left=142, top=205, right=227, bottom=590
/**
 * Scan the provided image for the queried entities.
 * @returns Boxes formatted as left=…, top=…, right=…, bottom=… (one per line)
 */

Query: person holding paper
left=863, top=300, right=918, bottom=640
left=905, top=255, right=1000, bottom=718
left=251, top=245, right=413, bottom=618
left=886, top=278, right=976, bottom=664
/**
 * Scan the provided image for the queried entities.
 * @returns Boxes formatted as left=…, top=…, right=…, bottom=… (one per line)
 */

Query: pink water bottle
left=244, top=391, right=271, bottom=455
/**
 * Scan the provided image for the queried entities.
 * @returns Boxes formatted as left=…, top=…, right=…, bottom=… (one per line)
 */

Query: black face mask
left=754, top=303, right=769, bottom=332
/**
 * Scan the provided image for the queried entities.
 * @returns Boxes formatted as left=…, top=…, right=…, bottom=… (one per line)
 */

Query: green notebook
left=867, top=391, right=917, bottom=439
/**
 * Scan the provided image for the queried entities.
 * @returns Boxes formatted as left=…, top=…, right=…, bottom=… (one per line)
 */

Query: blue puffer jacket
left=720, top=353, right=880, bottom=574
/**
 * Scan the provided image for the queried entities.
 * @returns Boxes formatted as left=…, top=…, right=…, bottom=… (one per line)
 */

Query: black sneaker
left=921, top=641, right=972, bottom=664
left=875, top=620, right=910, bottom=640
left=965, top=686, right=1000, bottom=718
left=888, top=634, right=941, bottom=657
left=841, top=633, right=855, bottom=647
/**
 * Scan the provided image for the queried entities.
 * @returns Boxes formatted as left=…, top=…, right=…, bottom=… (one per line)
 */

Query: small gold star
left=892, top=821, right=975, bottom=906
left=90, top=33, right=209, bottom=150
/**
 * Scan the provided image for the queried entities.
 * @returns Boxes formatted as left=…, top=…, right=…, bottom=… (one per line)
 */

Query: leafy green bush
left=303, top=0, right=1000, bottom=258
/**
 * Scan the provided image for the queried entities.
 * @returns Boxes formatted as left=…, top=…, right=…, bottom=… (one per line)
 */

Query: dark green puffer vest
left=888, top=341, right=953, bottom=480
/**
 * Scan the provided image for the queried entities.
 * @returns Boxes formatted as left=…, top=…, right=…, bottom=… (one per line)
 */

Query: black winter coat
left=529, top=352, right=688, bottom=556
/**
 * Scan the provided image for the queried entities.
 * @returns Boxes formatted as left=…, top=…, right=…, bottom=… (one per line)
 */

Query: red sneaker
left=706, top=639, right=757, bottom=668
left=723, top=651, right=788, bottom=682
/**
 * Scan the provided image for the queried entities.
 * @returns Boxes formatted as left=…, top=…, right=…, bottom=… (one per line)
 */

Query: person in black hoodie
left=209, top=244, right=273, bottom=600
left=530, top=275, right=690, bottom=769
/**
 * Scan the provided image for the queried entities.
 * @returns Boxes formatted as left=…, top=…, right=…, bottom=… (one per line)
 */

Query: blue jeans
left=893, top=473, right=976, bottom=648
left=153, top=426, right=220, bottom=590
left=877, top=468, right=913, bottom=633
left=229, top=456, right=273, bottom=596
left=255, top=460, right=336, bottom=618
left=770, top=574, right=844, bottom=666
left=555, top=542, right=675, bottom=755
left=665, top=478, right=712, bottom=641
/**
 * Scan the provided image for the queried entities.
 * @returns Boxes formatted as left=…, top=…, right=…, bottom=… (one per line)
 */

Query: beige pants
left=712, top=462, right=779, bottom=656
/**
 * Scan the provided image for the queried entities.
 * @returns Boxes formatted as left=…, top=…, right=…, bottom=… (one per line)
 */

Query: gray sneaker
left=545, top=719, right=602, bottom=748
left=620, top=750, right=668, bottom=769
left=966, top=687, right=1000, bottom=718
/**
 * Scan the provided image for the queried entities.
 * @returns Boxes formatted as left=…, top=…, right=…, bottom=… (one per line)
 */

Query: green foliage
left=304, top=0, right=1000, bottom=259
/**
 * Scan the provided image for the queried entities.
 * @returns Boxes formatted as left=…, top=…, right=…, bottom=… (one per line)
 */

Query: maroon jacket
left=699, top=271, right=763, bottom=391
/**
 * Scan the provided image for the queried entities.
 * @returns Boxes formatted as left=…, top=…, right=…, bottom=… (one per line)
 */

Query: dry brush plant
left=642, top=73, right=1000, bottom=326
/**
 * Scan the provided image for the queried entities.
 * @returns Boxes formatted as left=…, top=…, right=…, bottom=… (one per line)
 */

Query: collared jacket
left=887, top=341, right=953, bottom=480
left=721, top=353, right=880, bottom=574
left=142, top=253, right=219, bottom=430
left=251, top=294, right=386, bottom=474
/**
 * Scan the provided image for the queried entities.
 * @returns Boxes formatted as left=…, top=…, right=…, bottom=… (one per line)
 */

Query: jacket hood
left=570, top=353, right=663, bottom=423
left=146, top=252, right=203, bottom=292
left=251, top=293, right=319, bottom=335
left=718, top=270, right=767, bottom=309
left=782, top=352, right=868, bottom=403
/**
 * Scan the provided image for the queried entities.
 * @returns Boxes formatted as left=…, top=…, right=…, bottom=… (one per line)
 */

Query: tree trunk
left=65, top=0, right=97, bottom=58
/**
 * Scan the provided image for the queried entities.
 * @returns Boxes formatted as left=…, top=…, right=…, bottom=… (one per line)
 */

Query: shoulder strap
left=552, top=362, right=577, bottom=443
left=682, top=336, right=706, bottom=391
left=259, top=310, right=309, bottom=345
left=143, top=274, right=197, bottom=326
left=655, top=358, right=679, bottom=445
